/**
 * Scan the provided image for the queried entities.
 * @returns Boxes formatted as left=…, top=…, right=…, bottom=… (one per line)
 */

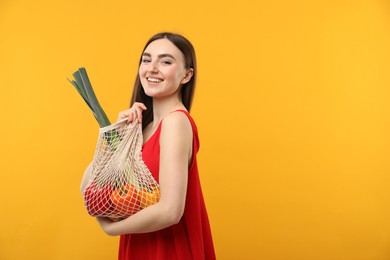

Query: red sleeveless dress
left=118, top=110, right=216, bottom=260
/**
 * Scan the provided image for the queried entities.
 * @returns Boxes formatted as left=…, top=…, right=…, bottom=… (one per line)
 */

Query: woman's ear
left=181, top=68, right=194, bottom=84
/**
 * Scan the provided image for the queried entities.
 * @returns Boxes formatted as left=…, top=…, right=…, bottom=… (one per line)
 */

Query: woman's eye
left=142, top=59, right=151, bottom=63
left=162, top=60, right=172, bottom=65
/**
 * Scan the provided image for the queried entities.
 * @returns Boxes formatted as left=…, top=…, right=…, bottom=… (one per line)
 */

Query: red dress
left=118, top=110, right=216, bottom=260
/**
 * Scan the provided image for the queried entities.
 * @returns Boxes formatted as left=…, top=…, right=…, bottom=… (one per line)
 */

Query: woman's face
left=139, top=38, right=192, bottom=99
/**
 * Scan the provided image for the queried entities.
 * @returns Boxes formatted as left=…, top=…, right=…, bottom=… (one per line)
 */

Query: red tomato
left=84, top=182, right=115, bottom=216
left=110, top=184, right=140, bottom=217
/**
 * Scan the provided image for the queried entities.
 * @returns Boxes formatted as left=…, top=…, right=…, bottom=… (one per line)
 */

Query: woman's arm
left=97, top=112, right=193, bottom=236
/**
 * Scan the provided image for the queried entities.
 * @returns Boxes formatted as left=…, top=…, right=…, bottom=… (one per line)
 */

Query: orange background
left=0, top=0, right=389, bottom=259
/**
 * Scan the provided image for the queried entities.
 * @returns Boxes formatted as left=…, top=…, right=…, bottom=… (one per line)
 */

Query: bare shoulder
left=160, top=111, right=193, bottom=141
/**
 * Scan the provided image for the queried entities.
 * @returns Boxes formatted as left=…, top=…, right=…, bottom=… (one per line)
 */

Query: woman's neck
left=151, top=96, right=185, bottom=126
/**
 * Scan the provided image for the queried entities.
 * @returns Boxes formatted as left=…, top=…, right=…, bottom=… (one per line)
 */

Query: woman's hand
left=117, top=102, right=147, bottom=124
left=96, top=217, right=116, bottom=236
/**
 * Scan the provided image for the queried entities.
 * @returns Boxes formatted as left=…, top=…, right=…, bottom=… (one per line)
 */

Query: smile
left=147, top=77, right=163, bottom=83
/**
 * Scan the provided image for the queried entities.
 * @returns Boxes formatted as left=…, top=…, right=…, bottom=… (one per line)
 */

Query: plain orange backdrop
left=0, top=0, right=389, bottom=259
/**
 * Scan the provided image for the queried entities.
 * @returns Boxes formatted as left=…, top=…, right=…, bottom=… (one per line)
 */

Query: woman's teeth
left=147, top=77, right=163, bottom=83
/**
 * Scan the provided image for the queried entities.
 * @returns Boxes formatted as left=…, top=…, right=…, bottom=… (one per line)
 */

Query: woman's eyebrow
left=142, top=52, right=176, bottom=60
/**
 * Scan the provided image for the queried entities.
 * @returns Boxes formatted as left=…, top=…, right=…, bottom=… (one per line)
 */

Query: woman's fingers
left=134, top=107, right=142, bottom=123
left=117, top=110, right=133, bottom=122
left=117, top=102, right=147, bottom=124
left=132, top=102, right=147, bottom=123
left=138, top=102, right=147, bottom=110
left=128, top=109, right=137, bottom=124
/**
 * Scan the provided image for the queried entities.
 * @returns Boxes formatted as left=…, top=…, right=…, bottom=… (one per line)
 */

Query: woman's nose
left=149, top=61, right=158, bottom=73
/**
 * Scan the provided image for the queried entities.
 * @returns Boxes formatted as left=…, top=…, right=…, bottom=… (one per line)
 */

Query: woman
left=87, top=32, right=216, bottom=259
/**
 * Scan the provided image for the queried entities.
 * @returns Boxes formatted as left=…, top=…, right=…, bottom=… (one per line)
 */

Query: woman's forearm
left=98, top=200, right=183, bottom=236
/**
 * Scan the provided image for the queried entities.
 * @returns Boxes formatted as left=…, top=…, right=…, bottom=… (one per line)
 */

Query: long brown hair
left=130, top=32, right=197, bottom=129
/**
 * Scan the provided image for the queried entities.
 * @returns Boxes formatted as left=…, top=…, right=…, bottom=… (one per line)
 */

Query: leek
left=68, top=67, right=120, bottom=146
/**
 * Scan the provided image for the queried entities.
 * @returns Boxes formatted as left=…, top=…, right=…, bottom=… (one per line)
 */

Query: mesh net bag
left=83, top=119, right=159, bottom=220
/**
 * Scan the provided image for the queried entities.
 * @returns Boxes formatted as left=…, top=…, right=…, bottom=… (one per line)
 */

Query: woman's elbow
left=165, top=205, right=185, bottom=225
left=169, top=213, right=182, bottom=226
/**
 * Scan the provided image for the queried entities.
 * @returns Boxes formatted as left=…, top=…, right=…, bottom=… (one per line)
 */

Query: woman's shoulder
left=160, top=110, right=199, bottom=152
left=161, top=110, right=193, bottom=134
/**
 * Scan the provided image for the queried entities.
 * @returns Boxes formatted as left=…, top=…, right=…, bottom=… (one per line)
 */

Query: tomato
left=110, top=184, right=140, bottom=217
left=139, top=188, right=160, bottom=209
left=84, top=182, right=115, bottom=216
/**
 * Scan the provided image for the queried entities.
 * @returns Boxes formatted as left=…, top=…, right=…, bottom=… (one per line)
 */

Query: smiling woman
left=82, top=32, right=216, bottom=260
